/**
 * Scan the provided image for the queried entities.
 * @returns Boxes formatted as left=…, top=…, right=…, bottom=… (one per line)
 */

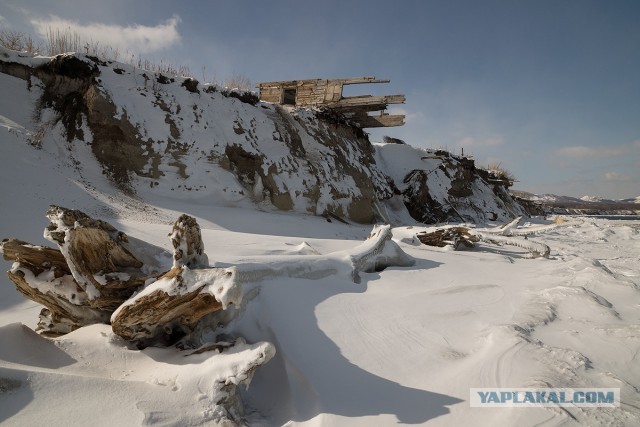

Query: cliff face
left=1, top=47, right=525, bottom=224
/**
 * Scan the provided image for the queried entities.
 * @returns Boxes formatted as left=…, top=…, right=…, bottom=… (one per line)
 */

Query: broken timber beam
left=326, top=94, right=406, bottom=111
left=255, top=76, right=390, bottom=88
left=335, top=76, right=390, bottom=85
left=350, top=114, right=405, bottom=128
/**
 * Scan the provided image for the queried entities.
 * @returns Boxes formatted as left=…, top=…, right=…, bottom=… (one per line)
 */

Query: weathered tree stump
left=1, top=207, right=229, bottom=343
left=169, top=214, right=209, bottom=268
left=1, top=238, right=110, bottom=336
left=43, top=205, right=150, bottom=310
left=1, top=206, right=164, bottom=336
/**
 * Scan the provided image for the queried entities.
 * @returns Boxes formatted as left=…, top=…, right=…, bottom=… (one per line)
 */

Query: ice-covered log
left=192, top=338, right=275, bottom=423
left=1, top=239, right=110, bottom=336
left=475, top=233, right=551, bottom=258
left=44, top=205, right=152, bottom=310
left=111, top=266, right=240, bottom=346
left=474, top=216, right=570, bottom=237
left=169, top=214, right=209, bottom=268
left=349, top=224, right=415, bottom=281
left=497, top=215, right=523, bottom=235
left=232, top=224, right=415, bottom=284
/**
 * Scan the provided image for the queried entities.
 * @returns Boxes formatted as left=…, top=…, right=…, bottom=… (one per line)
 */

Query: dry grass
left=223, top=73, right=252, bottom=91
left=0, top=28, right=44, bottom=54
left=485, top=162, right=516, bottom=182
left=1, top=27, right=197, bottom=80
left=1, top=27, right=262, bottom=98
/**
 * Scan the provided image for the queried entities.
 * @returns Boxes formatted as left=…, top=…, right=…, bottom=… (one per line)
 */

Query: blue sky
left=1, top=0, right=639, bottom=198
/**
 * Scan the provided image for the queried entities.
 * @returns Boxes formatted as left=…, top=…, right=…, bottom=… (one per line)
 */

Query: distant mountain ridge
left=512, top=190, right=640, bottom=215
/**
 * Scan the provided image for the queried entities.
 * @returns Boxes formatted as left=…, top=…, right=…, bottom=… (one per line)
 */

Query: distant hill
left=620, top=196, right=640, bottom=204
left=512, top=190, right=640, bottom=215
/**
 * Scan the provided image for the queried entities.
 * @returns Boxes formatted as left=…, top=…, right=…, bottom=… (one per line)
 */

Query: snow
left=3, top=183, right=639, bottom=427
left=580, top=195, right=602, bottom=203
left=0, top=46, right=50, bottom=68
left=1, top=49, right=640, bottom=426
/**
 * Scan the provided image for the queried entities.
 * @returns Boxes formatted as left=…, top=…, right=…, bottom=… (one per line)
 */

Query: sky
left=1, top=0, right=639, bottom=199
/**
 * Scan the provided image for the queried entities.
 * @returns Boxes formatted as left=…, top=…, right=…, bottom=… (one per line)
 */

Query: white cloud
left=556, top=146, right=598, bottom=158
left=30, top=15, right=182, bottom=54
left=604, top=172, right=632, bottom=182
left=0, top=15, right=7, bottom=26
left=556, top=143, right=630, bottom=158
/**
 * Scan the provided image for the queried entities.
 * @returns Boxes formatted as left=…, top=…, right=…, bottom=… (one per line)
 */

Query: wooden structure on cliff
left=256, top=76, right=405, bottom=128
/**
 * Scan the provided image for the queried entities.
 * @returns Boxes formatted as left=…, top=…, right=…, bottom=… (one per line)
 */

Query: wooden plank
left=260, top=95, right=281, bottom=103
left=332, top=76, right=390, bottom=85
left=326, top=94, right=405, bottom=111
left=261, top=90, right=281, bottom=97
left=350, top=114, right=405, bottom=128
left=256, top=76, right=390, bottom=88
left=340, top=94, right=405, bottom=104
left=256, top=78, right=325, bottom=88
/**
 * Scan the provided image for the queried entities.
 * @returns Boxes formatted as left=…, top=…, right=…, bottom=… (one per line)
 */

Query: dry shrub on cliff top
left=223, top=73, right=253, bottom=91
left=486, top=162, right=516, bottom=182
left=0, top=28, right=44, bottom=54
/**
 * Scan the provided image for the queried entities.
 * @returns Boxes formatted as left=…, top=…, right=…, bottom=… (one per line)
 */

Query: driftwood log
left=1, top=238, right=110, bottom=336
left=1, top=206, right=223, bottom=342
left=416, top=218, right=551, bottom=258
left=417, top=227, right=478, bottom=249
left=111, top=266, right=237, bottom=346
left=43, top=205, right=149, bottom=310
left=0, top=205, right=275, bottom=423
left=2, top=206, right=415, bottom=347
left=169, top=214, right=209, bottom=268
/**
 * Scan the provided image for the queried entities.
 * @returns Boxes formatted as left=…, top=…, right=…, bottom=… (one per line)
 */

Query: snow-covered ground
left=2, top=48, right=639, bottom=426
left=1, top=151, right=639, bottom=426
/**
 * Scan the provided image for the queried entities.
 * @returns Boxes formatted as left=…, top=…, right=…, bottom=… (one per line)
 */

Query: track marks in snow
left=429, top=219, right=640, bottom=425
left=513, top=220, right=640, bottom=424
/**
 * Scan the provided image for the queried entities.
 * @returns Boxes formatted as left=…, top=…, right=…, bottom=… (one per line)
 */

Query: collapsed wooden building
left=256, top=76, right=405, bottom=128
